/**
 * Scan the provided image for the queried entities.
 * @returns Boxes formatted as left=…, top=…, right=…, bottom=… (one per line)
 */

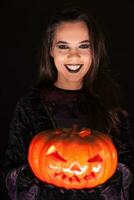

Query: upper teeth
left=65, top=64, right=81, bottom=70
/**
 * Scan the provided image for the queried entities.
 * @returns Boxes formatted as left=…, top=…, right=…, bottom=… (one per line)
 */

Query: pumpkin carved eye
left=46, top=145, right=67, bottom=162
left=88, top=154, right=103, bottom=162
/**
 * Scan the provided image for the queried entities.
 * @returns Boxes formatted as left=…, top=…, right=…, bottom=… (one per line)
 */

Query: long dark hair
left=37, top=7, right=125, bottom=133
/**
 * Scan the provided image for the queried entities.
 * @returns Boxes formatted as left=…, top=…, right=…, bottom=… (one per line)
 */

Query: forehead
left=53, top=21, right=90, bottom=43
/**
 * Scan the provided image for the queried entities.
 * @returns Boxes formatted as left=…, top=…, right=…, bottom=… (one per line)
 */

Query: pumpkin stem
left=71, top=124, right=80, bottom=133
left=55, top=128, right=62, bottom=135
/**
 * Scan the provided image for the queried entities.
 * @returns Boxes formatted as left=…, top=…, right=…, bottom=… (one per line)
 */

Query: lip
left=64, top=64, right=83, bottom=73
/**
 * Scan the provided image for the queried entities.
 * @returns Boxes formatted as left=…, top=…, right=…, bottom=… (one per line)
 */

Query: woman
left=3, top=7, right=134, bottom=200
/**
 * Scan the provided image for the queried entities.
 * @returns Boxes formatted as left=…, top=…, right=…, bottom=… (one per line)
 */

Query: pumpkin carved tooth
left=28, top=128, right=118, bottom=189
left=63, top=163, right=87, bottom=175
left=72, top=175, right=80, bottom=182
left=92, top=164, right=101, bottom=173
left=70, top=163, right=81, bottom=172
left=62, top=174, right=66, bottom=179
left=84, top=172, right=96, bottom=180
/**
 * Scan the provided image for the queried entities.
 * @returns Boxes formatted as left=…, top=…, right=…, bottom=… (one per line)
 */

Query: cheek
left=53, top=54, right=66, bottom=67
left=84, top=53, right=92, bottom=65
left=81, top=59, right=92, bottom=75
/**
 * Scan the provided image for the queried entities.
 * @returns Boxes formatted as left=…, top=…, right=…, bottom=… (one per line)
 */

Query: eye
left=46, top=145, right=67, bottom=162
left=88, top=154, right=103, bottom=162
left=57, top=44, right=69, bottom=49
left=79, top=44, right=92, bottom=49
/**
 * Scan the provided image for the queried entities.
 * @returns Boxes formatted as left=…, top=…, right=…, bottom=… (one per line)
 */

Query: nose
left=70, top=163, right=81, bottom=172
left=67, top=48, right=80, bottom=58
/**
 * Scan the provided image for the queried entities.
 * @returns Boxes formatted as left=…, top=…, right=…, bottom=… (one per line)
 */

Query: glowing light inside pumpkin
left=46, top=145, right=56, bottom=155
left=49, top=162, right=88, bottom=175
left=46, top=145, right=67, bottom=162
left=63, top=162, right=88, bottom=175
left=92, top=164, right=101, bottom=173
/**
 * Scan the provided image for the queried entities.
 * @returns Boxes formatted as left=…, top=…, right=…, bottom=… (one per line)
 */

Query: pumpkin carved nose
left=70, top=163, right=81, bottom=172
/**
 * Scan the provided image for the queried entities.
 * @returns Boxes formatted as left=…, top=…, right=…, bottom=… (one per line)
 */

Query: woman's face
left=50, top=21, right=92, bottom=90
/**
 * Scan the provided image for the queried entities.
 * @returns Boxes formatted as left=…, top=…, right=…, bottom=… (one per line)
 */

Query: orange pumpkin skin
left=28, top=128, right=118, bottom=189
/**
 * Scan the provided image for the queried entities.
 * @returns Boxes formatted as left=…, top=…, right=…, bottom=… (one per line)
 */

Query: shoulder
left=18, top=87, right=40, bottom=105
left=11, top=87, right=42, bottom=119
left=14, top=86, right=47, bottom=113
left=14, top=86, right=54, bottom=118
left=17, top=85, right=52, bottom=106
left=10, top=86, right=53, bottom=132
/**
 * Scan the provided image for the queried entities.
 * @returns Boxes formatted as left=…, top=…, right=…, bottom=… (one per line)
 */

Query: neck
left=54, top=80, right=83, bottom=90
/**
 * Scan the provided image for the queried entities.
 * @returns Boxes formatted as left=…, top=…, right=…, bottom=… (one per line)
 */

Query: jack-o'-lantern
left=28, top=126, right=118, bottom=189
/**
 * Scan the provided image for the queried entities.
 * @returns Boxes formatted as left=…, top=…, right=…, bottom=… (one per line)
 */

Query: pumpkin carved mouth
left=51, top=171, right=97, bottom=183
left=48, top=162, right=102, bottom=184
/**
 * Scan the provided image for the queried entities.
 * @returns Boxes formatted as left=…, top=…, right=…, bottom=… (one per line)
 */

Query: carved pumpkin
left=28, top=126, right=118, bottom=189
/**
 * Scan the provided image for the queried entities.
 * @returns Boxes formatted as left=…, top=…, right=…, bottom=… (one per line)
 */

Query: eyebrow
left=56, top=40, right=91, bottom=45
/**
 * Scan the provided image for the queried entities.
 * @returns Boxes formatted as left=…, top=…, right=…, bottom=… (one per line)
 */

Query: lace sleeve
left=3, top=101, right=40, bottom=200
left=112, top=110, right=134, bottom=200
left=116, top=112, right=134, bottom=171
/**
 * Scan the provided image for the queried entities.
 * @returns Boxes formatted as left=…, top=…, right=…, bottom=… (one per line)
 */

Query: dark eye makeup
left=79, top=44, right=92, bottom=49
left=57, top=45, right=69, bottom=49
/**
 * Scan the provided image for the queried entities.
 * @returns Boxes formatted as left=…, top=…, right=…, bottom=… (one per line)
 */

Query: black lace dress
left=2, top=85, right=134, bottom=200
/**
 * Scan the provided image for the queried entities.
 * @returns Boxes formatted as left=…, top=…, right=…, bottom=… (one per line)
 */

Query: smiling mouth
left=64, top=64, right=83, bottom=73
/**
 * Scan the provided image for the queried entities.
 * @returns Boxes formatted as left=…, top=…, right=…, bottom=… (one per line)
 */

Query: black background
left=0, top=0, right=134, bottom=199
